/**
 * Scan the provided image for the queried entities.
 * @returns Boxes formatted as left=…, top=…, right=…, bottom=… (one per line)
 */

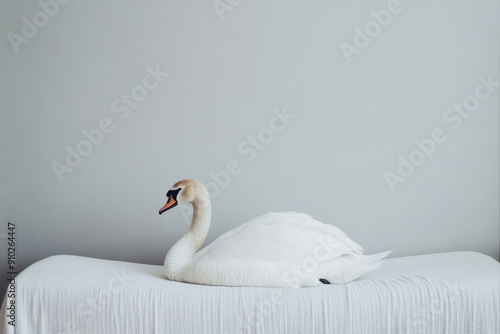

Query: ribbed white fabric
left=1, top=251, right=498, bottom=334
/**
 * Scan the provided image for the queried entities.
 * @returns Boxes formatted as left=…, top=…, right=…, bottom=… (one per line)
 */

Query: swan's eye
left=167, top=188, right=182, bottom=200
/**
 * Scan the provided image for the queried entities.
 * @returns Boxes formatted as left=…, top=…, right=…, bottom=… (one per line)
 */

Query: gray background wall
left=1, top=0, right=498, bottom=299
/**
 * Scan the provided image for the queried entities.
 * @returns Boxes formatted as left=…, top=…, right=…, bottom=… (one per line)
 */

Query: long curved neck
left=164, top=191, right=211, bottom=279
left=186, top=197, right=211, bottom=252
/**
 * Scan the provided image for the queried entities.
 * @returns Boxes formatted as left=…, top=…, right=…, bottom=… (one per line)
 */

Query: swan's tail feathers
left=347, top=250, right=393, bottom=283
left=320, top=250, right=393, bottom=285
left=358, top=250, right=393, bottom=273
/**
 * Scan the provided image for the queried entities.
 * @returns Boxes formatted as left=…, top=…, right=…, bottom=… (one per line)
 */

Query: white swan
left=159, top=179, right=391, bottom=287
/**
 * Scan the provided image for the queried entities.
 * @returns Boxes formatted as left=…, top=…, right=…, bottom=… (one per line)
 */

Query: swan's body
left=159, top=179, right=391, bottom=287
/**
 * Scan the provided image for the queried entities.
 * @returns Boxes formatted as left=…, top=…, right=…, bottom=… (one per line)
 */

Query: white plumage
left=159, top=179, right=391, bottom=287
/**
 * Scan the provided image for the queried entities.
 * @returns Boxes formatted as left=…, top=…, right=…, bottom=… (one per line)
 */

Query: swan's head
left=159, top=179, right=207, bottom=215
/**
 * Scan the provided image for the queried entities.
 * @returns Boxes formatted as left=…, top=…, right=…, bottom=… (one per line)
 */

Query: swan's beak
left=159, top=195, right=178, bottom=215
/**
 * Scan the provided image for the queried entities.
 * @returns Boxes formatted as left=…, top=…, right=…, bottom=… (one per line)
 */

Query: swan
left=158, top=179, right=391, bottom=287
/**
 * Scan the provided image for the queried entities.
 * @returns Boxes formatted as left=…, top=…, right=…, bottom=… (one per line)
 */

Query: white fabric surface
left=1, top=251, right=499, bottom=334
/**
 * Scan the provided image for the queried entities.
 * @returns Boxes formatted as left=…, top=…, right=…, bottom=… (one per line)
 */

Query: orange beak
left=159, top=195, right=178, bottom=215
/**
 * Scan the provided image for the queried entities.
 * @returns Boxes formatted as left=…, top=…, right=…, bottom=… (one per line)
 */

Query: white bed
left=1, top=251, right=499, bottom=334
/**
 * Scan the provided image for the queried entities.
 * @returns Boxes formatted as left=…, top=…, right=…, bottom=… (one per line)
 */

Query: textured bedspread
left=1, top=251, right=499, bottom=334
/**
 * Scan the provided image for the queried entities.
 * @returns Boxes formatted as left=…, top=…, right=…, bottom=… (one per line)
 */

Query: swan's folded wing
left=196, top=212, right=363, bottom=265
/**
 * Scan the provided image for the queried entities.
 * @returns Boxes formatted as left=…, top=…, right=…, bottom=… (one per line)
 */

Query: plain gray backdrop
left=1, top=0, right=499, bottom=299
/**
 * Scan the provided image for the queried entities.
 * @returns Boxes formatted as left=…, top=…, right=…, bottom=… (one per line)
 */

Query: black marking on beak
left=166, top=188, right=181, bottom=201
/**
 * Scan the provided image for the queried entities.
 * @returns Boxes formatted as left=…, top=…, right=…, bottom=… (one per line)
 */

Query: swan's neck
left=186, top=199, right=211, bottom=252
left=165, top=196, right=211, bottom=280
